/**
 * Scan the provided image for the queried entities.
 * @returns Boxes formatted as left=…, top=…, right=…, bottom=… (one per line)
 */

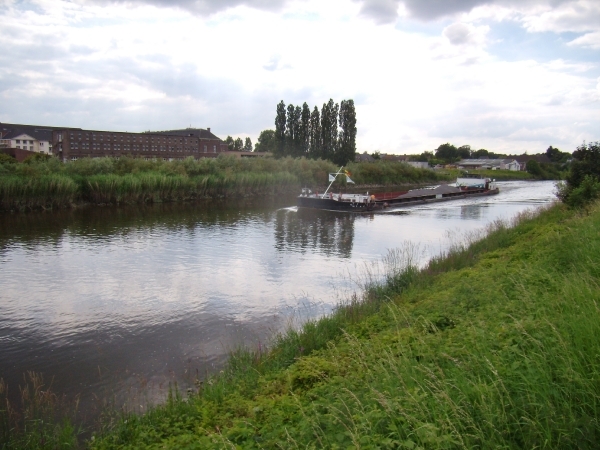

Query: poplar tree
left=337, top=99, right=357, bottom=165
left=234, top=137, right=243, bottom=151
left=244, top=137, right=253, bottom=152
left=321, top=99, right=338, bottom=162
left=309, top=106, right=321, bottom=159
left=275, top=101, right=287, bottom=157
left=225, top=136, right=234, bottom=151
left=300, top=102, right=311, bottom=156
left=293, top=105, right=302, bottom=157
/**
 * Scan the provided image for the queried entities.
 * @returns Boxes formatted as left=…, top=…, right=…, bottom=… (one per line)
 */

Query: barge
left=297, top=167, right=499, bottom=212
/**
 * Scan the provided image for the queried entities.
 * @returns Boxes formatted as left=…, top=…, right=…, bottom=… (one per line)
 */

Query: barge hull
left=297, top=186, right=499, bottom=212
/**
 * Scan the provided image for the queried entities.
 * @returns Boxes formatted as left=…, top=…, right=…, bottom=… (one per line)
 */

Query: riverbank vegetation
left=0, top=156, right=451, bottom=211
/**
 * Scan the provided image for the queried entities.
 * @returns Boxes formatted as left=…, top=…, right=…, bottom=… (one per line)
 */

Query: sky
left=0, top=0, right=598, bottom=155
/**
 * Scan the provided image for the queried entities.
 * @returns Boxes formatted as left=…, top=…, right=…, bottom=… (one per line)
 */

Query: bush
left=558, top=141, right=600, bottom=207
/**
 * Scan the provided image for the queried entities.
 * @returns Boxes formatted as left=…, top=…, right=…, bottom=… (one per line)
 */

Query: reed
left=0, top=156, right=454, bottom=211
left=0, top=372, right=80, bottom=449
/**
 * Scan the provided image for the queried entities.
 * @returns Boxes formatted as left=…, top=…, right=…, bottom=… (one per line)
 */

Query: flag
left=329, top=174, right=336, bottom=182
left=346, top=175, right=355, bottom=184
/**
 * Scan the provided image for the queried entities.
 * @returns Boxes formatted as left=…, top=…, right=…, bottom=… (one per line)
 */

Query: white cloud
left=568, top=31, right=600, bottom=50
left=0, top=0, right=598, bottom=154
left=519, top=0, right=600, bottom=34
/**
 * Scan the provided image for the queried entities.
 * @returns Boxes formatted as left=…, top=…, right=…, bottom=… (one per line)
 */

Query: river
left=0, top=180, right=556, bottom=421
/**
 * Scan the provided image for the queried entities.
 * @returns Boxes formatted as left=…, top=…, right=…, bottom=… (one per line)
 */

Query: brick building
left=51, top=127, right=228, bottom=161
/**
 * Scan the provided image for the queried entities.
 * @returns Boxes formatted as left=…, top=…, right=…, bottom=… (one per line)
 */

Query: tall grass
left=0, top=372, right=80, bottom=449
left=0, top=156, right=453, bottom=211
left=89, top=201, right=600, bottom=449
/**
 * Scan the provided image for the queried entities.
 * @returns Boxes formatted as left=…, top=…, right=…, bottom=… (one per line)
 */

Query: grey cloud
left=89, top=0, right=288, bottom=15
left=444, top=23, right=472, bottom=45
left=355, top=0, right=577, bottom=23
left=357, top=0, right=400, bottom=24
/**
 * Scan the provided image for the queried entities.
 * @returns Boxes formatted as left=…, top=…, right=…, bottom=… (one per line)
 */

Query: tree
left=275, top=100, right=287, bottom=157
left=244, top=137, right=253, bottom=152
left=254, top=129, right=277, bottom=153
left=410, top=151, right=433, bottom=162
left=526, top=159, right=544, bottom=177
left=371, top=151, right=381, bottom=160
left=546, top=145, right=571, bottom=164
left=434, top=143, right=458, bottom=162
left=234, top=137, right=243, bottom=151
left=557, top=141, right=600, bottom=207
left=309, top=106, right=321, bottom=159
left=225, top=136, right=235, bottom=151
left=336, top=99, right=357, bottom=166
left=299, top=102, right=311, bottom=157
left=285, top=104, right=296, bottom=154
left=472, top=149, right=489, bottom=159
left=458, top=145, right=471, bottom=159
left=321, top=99, right=338, bottom=162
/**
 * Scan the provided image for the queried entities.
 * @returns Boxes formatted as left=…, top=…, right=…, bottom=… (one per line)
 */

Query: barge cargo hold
left=297, top=168, right=499, bottom=212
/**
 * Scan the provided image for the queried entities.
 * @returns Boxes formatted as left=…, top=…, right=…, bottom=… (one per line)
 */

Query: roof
left=1, top=127, right=53, bottom=141
left=356, top=153, right=375, bottom=162
left=0, top=123, right=222, bottom=141
left=458, top=158, right=518, bottom=166
left=150, top=128, right=220, bottom=140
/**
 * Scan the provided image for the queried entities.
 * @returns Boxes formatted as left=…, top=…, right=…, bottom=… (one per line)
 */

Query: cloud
left=84, top=0, right=288, bottom=15
left=444, top=22, right=485, bottom=45
left=567, top=31, right=600, bottom=49
left=519, top=0, right=600, bottom=34
left=356, top=0, right=400, bottom=24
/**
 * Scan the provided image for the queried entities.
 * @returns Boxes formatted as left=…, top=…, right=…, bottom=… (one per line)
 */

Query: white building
left=0, top=128, right=53, bottom=154
left=405, top=161, right=430, bottom=169
left=457, top=158, right=521, bottom=171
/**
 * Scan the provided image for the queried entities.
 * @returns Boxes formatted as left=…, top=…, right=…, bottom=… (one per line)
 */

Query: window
left=16, top=140, right=20, bottom=144
left=203, top=145, right=207, bottom=153
left=213, top=145, right=216, bottom=153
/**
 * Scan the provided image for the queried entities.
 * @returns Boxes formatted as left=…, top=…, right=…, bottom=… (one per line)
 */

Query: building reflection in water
left=274, top=208, right=355, bottom=258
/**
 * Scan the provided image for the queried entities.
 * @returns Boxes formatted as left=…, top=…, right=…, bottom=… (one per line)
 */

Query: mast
left=322, top=166, right=344, bottom=198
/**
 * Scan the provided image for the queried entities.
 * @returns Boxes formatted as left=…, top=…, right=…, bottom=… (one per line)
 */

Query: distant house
left=0, top=127, right=53, bottom=154
left=457, top=158, right=521, bottom=171
left=356, top=152, right=375, bottom=163
left=405, top=161, right=429, bottom=169
left=381, top=154, right=407, bottom=163
left=513, top=154, right=552, bottom=171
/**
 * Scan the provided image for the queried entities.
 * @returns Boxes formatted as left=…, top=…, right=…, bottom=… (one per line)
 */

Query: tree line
left=255, top=99, right=357, bottom=166
left=224, top=136, right=253, bottom=152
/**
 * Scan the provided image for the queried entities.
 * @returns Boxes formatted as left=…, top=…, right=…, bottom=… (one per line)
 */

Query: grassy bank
left=59, top=200, right=597, bottom=449
left=0, top=157, right=453, bottom=211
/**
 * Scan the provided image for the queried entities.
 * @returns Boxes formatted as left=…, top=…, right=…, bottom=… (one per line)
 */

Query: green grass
left=0, top=157, right=456, bottom=211
left=84, top=201, right=600, bottom=449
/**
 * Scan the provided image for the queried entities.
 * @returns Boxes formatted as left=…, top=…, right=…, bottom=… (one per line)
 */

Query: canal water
left=0, top=180, right=556, bottom=421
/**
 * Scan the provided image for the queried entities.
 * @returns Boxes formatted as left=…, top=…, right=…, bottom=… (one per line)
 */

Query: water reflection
left=460, top=204, right=484, bottom=220
left=274, top=208, right=355, bottom=257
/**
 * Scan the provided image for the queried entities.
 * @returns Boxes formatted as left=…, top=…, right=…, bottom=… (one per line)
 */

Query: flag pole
left=322, top=166, right=344, bottom=198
